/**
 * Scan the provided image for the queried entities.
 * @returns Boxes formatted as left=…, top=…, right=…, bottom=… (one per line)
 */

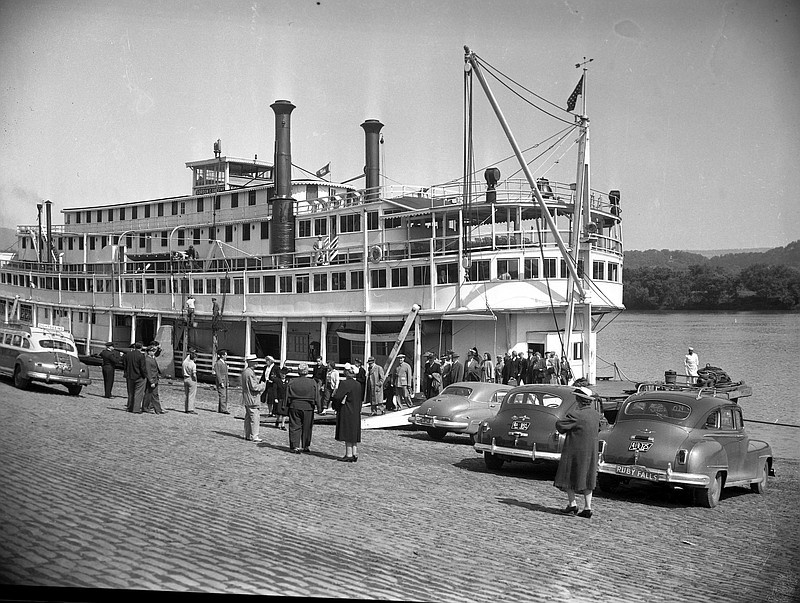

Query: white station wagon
left=0, top=323, right=92, bottom=396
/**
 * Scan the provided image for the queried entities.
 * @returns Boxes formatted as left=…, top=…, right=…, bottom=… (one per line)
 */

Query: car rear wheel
left=66, top=385, right=83, bottom=396
left=484, top=452, right=505, bottom=471
left=751, top=459, right=769, bottom=494
left=426, top=427, right=448, bottom=441
left=694, top=472, right=723, bottom=508
left=13, top=366, right=30, bottom=390
left=598, top=474, right=623, bottom=494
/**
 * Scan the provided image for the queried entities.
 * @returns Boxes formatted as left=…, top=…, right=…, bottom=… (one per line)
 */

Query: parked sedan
left=473, top=384, right=605, bottom=470
left=597, top=391, right=774, bottom=508
left=408, top=382, right=513, bottom=442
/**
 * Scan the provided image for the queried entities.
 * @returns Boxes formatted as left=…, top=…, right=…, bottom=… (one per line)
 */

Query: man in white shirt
left=684, top=346, right=699, bottom=385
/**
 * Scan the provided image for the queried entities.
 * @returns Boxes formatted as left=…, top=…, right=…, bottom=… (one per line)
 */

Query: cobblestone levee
left=0, top=373, right=798, bottom=602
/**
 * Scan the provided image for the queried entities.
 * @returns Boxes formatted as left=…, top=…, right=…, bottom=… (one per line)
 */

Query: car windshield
left=441, top=386, right=473, bottom=397
left=39, top=339, right=75, bottom=353
left=623, top=399, right=692, bottom=421
left=503, top=391, right=565, bottom=407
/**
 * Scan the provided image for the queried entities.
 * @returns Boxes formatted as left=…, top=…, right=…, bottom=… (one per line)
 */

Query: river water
left=596, top=311, right=800, bottom=460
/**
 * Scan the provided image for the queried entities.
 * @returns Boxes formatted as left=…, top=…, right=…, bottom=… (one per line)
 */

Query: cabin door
left=136, top=317, right=156, bottom=346
left=254, top=333, right=280, bottom=360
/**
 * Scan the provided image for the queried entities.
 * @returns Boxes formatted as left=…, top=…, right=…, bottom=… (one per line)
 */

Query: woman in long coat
left=554, top=389, right=603, bottom=518
left=331, top=364, right=364, bottom=462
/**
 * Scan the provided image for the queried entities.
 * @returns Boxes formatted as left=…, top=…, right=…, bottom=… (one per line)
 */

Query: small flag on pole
left=566, top=76, right=583, bottom=112
left=315, top=162, right=330, bottom=178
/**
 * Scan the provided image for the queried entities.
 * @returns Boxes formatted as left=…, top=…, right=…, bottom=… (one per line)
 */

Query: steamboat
left=0, top=48, right=624, bottom=390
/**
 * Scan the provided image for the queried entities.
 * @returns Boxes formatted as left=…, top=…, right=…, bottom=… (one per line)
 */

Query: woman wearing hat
left=553, top=389, right=603, bottom=518
left=331, top=363, right=364, bottom=462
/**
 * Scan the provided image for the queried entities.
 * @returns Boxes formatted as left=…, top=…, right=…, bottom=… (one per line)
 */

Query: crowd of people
left=100, top=342, right=605, bottom=515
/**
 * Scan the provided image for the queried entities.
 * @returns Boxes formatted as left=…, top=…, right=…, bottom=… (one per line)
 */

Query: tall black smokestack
left=270, top=100, right=296, bottom=260
left=361, top=119, right=383, bottom=202
left=44, top=199, right=53, bottom=263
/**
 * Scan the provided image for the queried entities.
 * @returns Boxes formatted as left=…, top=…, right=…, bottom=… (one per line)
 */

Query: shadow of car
left=597, top=390, right=773, bottom=508
left=473, top=384, right=606, bottom=471
left=408, top=381, right=513, bottom=442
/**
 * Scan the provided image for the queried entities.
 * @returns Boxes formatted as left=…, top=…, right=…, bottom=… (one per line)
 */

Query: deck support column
left=130, top=313, right=137, bottom=345
left=245, top=316, right=252, bottom=356
left=107, top=312, right=114, bottom=344
left=281, top=317, right=288, bottom=364
left=320, top=317, right=328, bottom=363
left=364, top=317, right=372, bottom=362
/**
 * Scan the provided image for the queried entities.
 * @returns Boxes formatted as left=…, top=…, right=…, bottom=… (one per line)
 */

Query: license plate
left=615, top=465, right=660, bottom=482
left=511, top=421, right=530, bottom=430
left=628, top=441, right=653, bottom=452
left=417, top=416, right=433, bottom=425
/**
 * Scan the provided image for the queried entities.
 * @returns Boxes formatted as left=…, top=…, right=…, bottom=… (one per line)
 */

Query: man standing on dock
left=242, top=354, right=266, bottom=442
left=183, top=349, right=198, bottom=414
left=99, top=341, right=119, bottom=398
left=684, top=347, right=699, bottom=385
left=123, top=342, right=147, bottom=413
left=215, top=349, right=230, bottom=414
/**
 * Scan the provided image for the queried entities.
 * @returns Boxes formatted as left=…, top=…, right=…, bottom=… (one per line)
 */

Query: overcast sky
left=1, top=0, right=798, bottom=251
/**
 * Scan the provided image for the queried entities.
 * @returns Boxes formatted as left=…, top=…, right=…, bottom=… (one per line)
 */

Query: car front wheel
left=751, top=459, right=769, bottom=494
left=13, top=366, right=30, bottom=390
left=426, top=427, right=448, bottom=441
left=484, top=452, right=505, bottom=471
left=694, top=472, right=723, bottom=508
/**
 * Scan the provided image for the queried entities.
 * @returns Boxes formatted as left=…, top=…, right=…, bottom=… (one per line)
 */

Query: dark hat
left=218, top=348, right=228, bottom=355
left=451, top=352, right=460, bottom=358
left=367, top=356, right=375, bottom=362
left=280, top=366, right=290, bottom=374
left=105, top=341, right=114, bottom=346
left=133, top=342, right=143, bottom=349
left=149, top=340, right=159, bottom=347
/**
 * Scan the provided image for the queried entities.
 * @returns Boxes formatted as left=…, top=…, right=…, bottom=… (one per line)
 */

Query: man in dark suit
left=448, top=352, right=464, bottom=384
left=517, top=351, right=530, bottom=385
left=286, top=362, right=319, bottom=453
left=123, top=342, right=147, bottom=413
left=143, top=345, right=165, bottom=414
left=99, top=341, right=120, bottom=398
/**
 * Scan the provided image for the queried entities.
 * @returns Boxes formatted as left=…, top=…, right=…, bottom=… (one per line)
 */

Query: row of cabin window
left=64, top=191, right=261, bottom=225
left=2, top=258, right=621, bottom=292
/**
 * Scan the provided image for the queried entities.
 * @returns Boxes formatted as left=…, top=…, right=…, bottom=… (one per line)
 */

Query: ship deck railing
left=5, top=230, right=622, bottom=277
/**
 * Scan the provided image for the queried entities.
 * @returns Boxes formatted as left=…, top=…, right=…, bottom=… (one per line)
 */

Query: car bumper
left=473, top=438, right=561, bottom=461
left=27, top=371, right=92, bottom=386
left=597, top=460, right=710, bottom=487
left=408, top=416, right=470, bottom=432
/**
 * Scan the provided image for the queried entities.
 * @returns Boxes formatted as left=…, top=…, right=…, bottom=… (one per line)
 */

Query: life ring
left=369, top=245, right=383, bottom=263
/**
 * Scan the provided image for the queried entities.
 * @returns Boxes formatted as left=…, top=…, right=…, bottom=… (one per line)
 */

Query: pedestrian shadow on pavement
left=497, top=498, right=565, bottom=515
left=453, top=457, right=559, bottom=482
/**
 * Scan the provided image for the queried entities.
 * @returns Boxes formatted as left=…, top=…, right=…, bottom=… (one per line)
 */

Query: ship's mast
left=463, top=47, right=586, bottom=295
left=564, top=58, right=595, bottom=383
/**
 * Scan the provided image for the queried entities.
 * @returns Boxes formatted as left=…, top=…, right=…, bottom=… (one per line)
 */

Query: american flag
left=566, top=76, right=583, bottom=112
left=317, top=235, right=339, bottom=263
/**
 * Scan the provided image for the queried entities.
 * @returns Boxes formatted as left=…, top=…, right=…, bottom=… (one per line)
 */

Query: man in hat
left=447, top=351, right=464, bottom=386
left=365, top=356, right=385, bottom=416
left=99, top=341, right=120, bottom=398
left=183, top=349, right=198, bottom=414
left=423, top=352, right=442, bottom=399
left=393, top=353, right=413, bottom=408
left=286, top=362, right=319, bottom=452
left=242, top=354, right=266, bottom=442
left=123, top=342, right=147, bottom=413
left=684, top=346, right=699, bottom=385
left=143, top=345, right=165, bottom=414
left=215, top=349, right=230, bottom=414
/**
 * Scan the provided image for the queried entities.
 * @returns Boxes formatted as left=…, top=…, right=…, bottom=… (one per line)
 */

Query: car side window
left=12, top=334, right=22, bottom=347
left=22, top=338, right=31, bottom=349
left=720, top=409, right=735, bottom=429
left=704, top=410, right=719, bottom=429
left=734, top=407, right=743, bottom=430
left=3, top=333, right=10, bottom=344
left=542, top=394, right=563, bottom=407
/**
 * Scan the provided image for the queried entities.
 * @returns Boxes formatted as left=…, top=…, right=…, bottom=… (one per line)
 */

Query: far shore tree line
left=623, top=263, right=800, bottom=311
left=621, top=240, right=800, bottom=311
